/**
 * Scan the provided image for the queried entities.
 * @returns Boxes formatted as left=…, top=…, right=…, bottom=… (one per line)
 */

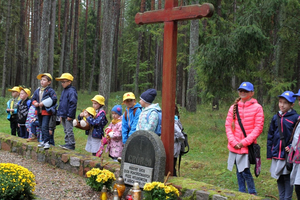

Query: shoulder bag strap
left=236, top=106, right=247, bottom=138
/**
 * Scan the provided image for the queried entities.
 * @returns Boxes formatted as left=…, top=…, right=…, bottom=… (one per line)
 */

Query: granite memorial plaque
left=120, top=130, right=166, bottom=188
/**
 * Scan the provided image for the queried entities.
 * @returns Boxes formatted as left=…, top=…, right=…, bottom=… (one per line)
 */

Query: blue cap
left=293, top=89, right=300, bottom=97
left=111, top=105, right=122, bottom=116
left=237, top=82, right=254, bottom=92
left=278, top=91, right=296, bottom=103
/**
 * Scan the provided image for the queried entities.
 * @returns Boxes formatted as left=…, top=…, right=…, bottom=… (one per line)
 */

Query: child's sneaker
left=44, top=142, right=50, bottom=149
left=38, top=141, right=45, bottom=147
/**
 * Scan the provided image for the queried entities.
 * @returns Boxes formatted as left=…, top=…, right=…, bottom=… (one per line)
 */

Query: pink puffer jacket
left=225, top=98, right=264, bottom=154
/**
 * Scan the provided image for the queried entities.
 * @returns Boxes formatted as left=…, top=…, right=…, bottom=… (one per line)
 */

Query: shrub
left=86, top=168, right=116, bottom=192
left=143, top=181, right=179, bottom=200
left=0, top=163, right=36, bottom=200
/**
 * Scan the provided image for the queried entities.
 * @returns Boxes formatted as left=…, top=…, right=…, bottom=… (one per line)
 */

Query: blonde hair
left=231, top=97, right=241, bottom=130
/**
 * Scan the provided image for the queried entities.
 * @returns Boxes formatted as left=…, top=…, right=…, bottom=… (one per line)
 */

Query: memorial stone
left=120, top=130, right=166, bottom=188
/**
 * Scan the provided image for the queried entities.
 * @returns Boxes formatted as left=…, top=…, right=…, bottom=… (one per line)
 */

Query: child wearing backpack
left=84, top=95, right=108, bottom=156
left=267, top=91, right=299, bottom=200
left=136, top=89, right=162, bottom=136
left=122, top=92, right=142, bottom=144
left=17, top=87, right=31, bottom=139
left=174, top=104, right=185, bottom=177
left=225, top=82, right=264, bottom=195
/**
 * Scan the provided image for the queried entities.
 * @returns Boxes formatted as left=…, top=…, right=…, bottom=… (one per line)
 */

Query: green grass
left=0, top=91, right=299, bottom=199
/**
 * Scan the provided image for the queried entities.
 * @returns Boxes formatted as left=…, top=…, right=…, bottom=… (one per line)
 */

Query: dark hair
left=175, top=104, right=180, bottom=119
left=42, top=75, right=51, bottom=82
left=231, top=97, right=241, bottom=130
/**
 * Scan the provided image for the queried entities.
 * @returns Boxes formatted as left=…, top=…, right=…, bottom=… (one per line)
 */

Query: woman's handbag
left=236, top=106, right=261, bottom=177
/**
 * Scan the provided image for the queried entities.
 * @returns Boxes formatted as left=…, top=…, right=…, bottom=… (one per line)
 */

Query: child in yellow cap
left=73, top=107, right=96, bottom=130
left=122, top=92, right=142, bottom=144
left=17, top=87, right=32, bottom=139
left=6, top=86, right=20, bottom=136
left=84, top=95, right=108, bottom=156
left=31, top=73, right=57, bottom=149
left=56, top=73, right=78, bottom=150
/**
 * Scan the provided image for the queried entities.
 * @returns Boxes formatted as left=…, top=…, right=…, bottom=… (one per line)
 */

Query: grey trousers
left=61, top=118, right=75, bottom=146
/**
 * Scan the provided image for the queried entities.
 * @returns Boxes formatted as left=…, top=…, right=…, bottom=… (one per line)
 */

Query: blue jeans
left=19, top=125, right=28, bottom=138
left=236, top=168, right=257, bottom=194
left=38, top=115, right=51, bottom=144
left=277, top=174, right=293, bottom=200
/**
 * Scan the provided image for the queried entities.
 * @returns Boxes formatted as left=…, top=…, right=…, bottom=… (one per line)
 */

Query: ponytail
left=231, top=97, right=241, bottom=130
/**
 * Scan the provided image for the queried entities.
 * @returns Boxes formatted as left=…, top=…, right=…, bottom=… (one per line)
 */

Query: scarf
left=112, top=118, right=121, bottom=125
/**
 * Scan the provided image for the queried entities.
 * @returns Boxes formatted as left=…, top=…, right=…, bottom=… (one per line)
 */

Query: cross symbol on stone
left=135, top=1, right=214, bottom=175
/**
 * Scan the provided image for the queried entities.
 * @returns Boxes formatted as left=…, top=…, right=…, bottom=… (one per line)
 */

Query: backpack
left=124, top=107, right=139, bottom=120
left=176, top=120, right=189, bottom=177
left=146, top=109, right=162, bottom=136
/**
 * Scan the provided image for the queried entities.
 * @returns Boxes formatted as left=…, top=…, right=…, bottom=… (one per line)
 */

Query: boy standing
left=31, top=73, right=57, bottom=149
left=56, top=73, right=78, bottom=150
left=122, top=92, right=142, bottom=144
left=17, top=87, right=31, bottom=139
left=136, top=88, right=162, bottom=135
left=6, top=86, right=20, bottom=136
left=267, top=91, right=299, bottom=200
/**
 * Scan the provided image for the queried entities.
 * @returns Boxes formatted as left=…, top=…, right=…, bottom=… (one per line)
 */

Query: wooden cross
left=135, top=1, right=214, bottom=175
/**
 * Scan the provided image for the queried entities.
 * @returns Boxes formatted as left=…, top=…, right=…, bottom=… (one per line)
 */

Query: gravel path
left=0, top=150, right=100, bottom=200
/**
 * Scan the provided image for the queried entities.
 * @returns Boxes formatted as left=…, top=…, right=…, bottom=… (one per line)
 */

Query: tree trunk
left=257, top=60, right=264, bottom=105
left=134, top=0, right=146, bottom=96
left=98, top=0, right=114, bottom=106
left=31, top=0, right=40, bottom=90
left=1, top=0, right=12, bottom=97
left=38, top=0, right=51, bottom=74
left=58, top=0, right=61, bottom=41
left=186, top=2, right=199, bottom=112
left=112, top=0, right=121, bottom=92
left=82, top=0, right=89, bottom=92
left=88, top=0, right=101, bottom=94
left=16, top=0, right=25, bottom=86
left=48, top=0, right=57, bottom=76
left=59, top=0, right=69, bottom=82
left=72, top=0, right=79, bottom=88
left=297, top=49, right=300, bottom=90
left=64, top=0, right=74, bottom=72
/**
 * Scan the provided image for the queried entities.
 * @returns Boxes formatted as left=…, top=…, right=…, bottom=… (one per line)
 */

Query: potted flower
left=0, top=163, right=36, bottom=200
left=86, top=168, right=116, bottom=192
left=143, top=181, right=180, bottom=200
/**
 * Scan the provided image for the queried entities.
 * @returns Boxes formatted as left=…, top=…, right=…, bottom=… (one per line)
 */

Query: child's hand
left=49, top=130, right=53, bottom=135
left=79, top=112, right=84, bottom=117
left=83, top=111, right=90, bottom=118
left=39, top=102, right=44, bottom=107
left=34, top=102, right=39, bottom=107
left=285, top=146, right=290, bottom=152
left=6, top=108, right=10, bottom=111
left=234, top=143, right=243, bottom=149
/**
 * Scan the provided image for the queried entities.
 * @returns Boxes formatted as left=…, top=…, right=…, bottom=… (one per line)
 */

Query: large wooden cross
left=135, top=1, right=214, bottom=175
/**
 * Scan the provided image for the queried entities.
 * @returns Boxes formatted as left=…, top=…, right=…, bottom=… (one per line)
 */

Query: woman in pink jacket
left=225, top=82, right=264, bottom=195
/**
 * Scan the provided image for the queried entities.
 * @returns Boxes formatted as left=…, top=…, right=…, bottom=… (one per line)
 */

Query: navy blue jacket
left=31, top=87, right=57, bottom=115
left=57, top=85, right=78, bottom=119
left=267, top=110, right=299, bottom=160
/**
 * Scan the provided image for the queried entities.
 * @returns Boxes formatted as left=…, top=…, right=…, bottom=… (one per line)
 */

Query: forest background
left=0, top=0, right=299, bottom=198
left=0, top=0, right=299, bottom=112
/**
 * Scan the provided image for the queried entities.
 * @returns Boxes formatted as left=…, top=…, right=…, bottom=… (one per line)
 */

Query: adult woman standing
left=225, top=82, right=264, bottom=195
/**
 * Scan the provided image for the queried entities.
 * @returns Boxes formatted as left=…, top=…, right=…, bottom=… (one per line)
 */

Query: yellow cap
left=8, top=86, right=20, bottom=93
left=19, top=87, right=31, bottom=96
left=37, top=73, right=53, bottom=80
left=91, top=95, right=105, bottom=106
left=55, top=73, right=74, bottom=81
left=123, top=92, right=135, bottom=101
left=85, top=107, right=96, bottom=117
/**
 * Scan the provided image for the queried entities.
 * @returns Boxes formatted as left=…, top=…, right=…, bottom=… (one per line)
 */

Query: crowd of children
left=5, top=73, right=164, bottom=162
left=9, top=74, right=300, bottom=198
